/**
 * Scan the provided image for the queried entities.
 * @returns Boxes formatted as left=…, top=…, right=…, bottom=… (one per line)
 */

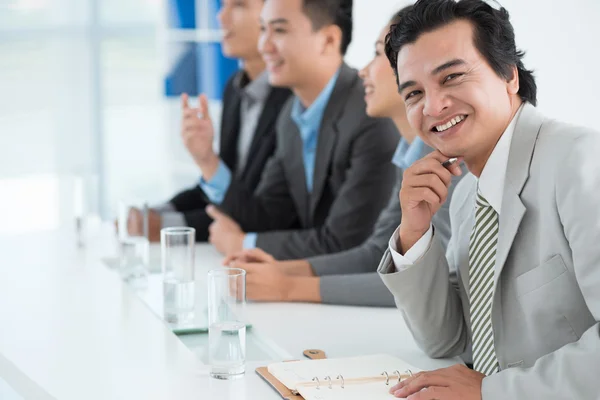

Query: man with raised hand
left=148, top=0, right=291, bottom=242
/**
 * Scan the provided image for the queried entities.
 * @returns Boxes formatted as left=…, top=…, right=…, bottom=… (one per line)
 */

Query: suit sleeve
left=218, top=134, right=300, bottom=233
left=481, top=131, right=600, bottom=399
left=308, top=174, right=402, bottom=275
left=255, top=117, right=399, bottom=260
left=320, top=272, right=396, bottom=307
left=168, top=186, right=208, bottom=213
left=377, top=172, right=472, bottom=358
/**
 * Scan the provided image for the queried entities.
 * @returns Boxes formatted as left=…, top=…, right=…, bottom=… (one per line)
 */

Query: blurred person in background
left=127, top=0, right=291, bottom=242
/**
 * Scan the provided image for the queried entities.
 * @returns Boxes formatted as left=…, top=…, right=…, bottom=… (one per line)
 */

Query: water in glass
left=208, top=321, right=246, bottom=379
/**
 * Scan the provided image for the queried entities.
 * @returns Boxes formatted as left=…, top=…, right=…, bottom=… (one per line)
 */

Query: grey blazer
left=220, top=63, right=399, bottom=260
left=308, top=144, right=466, bottom=307
left=378, top=103, right=600, bottom=399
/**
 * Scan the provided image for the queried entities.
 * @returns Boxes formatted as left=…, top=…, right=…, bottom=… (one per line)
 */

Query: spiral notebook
left=267, top=354, right=421, bottom=400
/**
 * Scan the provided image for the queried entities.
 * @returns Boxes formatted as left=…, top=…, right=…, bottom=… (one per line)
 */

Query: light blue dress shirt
left=201, top=69, right=340, bottom=249
left=392, top=137, right=425, bottom=171
left=289, top=69, right=340, bottom=193
left=243, top=70, right=341, bottom=249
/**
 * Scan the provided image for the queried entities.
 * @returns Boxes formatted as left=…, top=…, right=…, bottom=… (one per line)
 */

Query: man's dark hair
left=302, top=0, right=353, bottom=55
left=385, top=0, right=537, bottom=106
left=388, top=5, right=413, bottom=27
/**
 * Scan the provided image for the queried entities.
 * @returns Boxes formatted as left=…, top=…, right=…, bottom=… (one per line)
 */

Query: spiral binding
left=309, top=369, right=414, bottom=390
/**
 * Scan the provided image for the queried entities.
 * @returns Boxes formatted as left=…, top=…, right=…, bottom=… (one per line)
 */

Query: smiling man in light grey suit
left=377, top=1, right=600, bottom=399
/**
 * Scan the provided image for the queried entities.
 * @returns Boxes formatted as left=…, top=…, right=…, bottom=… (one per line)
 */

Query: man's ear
left=320, top=24, right=342, bottom=55
left=507, top=64, right=520, bottom=96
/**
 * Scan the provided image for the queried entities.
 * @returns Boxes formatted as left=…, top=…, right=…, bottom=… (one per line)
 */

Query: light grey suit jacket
left=221, top=63, right=399, bottom=260
left=378, top=103, right=600, bottom=399
left=308, top=144, right=466, bottom=307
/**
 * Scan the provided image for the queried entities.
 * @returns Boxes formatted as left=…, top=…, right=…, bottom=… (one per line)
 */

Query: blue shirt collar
left=291, top=68, right=340, bottom=137
left=392, top=137, right=425, bottom=170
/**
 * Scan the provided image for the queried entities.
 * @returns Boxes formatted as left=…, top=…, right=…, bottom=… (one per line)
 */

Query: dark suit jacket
left=219, top=63, right=400, bottom=260
left=168, top=71, right=292, bottom=241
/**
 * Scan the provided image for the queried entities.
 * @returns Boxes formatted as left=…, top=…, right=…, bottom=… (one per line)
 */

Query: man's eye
left=405, top=90, right=421, bottom=101
left=444, top=73, right=463, bottom=83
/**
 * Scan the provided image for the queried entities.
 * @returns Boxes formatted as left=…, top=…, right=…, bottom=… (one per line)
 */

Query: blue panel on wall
left=196, top=42, right=239, bottom=100
left=167, top=0, right=196, bottom=29
left=164, top=43, right=198, bottom=96
left=163, top=0, right=240, bottom=100
left=205, top=0, right=222, bottom=30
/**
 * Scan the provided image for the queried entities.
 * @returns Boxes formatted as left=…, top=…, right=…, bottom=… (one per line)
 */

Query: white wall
left=345, top=0, right=600, bottom=130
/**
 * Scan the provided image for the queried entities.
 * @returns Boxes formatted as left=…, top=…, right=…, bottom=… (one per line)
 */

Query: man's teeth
left=435, top=115, right=466, bottom=132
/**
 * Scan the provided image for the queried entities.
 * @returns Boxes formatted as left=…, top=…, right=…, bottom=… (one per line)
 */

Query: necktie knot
left=476, top=190, right=492, bottom=209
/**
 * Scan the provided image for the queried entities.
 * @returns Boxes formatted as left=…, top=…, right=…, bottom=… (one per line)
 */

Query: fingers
left=391, top=371, right=451, bottom=398
left=445, top=158, right=463, bottom=177
left=240, top=248, right=275, bottom=263
left=404, top=386, right=452, bottom=399
left=224, top=248, right=276, bottom=267
left=421, top=151, right=464, bottom=177
left=230, top=261, right=264, bottom=278
left=206, top=205, right=224, bottom=220
left=407, top=174, right=449, bottom=204
left=409, top=158, right=453, bottom=187
left=390, top=371, right=426, bottom=394
left=198, top=94, right=211, bottom=121
left=181, top=93, right=189, bottom=109
left=402, top=186, right=443, bottom=206
left=223, top=252, right=244, bottom=266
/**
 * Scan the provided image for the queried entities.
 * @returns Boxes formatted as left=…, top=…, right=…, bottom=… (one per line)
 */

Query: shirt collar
left=478, top=104, right=525, bottom=214
left=242, top=70, right=270, bottom=103
left=234, top=70, right=271, bottom=103
left=392, top=137, right=425, bottom=170
left=291, top=68, right=340, bottom=130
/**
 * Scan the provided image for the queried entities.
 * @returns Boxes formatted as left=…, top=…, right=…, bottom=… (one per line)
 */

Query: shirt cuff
left=388, top=225, right=433, bottom=271
left=243, top=233, right=257, bottom=249
left=198, top=160, right=231, bottom=205
left=160, top=211, right=187, bottom=228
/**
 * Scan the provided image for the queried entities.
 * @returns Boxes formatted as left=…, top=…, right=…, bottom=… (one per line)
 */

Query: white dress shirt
left=389, top=105, right=524, bottom=269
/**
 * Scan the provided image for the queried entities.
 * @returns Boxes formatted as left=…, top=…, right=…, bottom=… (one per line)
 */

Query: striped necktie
left=468, top=190, right=500, bottom=375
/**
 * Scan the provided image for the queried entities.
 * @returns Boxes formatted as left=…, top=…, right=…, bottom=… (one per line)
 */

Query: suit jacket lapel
left=457, top=182, right=477, bottom=292
left=219, top=82, right=242, bottom=171
left=281, top=115, right=311, bottom=225
left=493, top=103, right=544, bottom=292
left=309, top=63, right=355, bottom=217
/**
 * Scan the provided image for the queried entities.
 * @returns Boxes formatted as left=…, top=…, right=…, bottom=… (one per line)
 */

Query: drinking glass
left=207, top=268, right=246, bottom=380
left=117, top=199, right=149, bottom=285
left=161, top=227, right=196, bottom=326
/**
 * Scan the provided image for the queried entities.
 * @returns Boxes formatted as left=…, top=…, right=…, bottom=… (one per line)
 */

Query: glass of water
left=207, top=268, right=246, bottom=380
left=117, top=199, right=149, bottom=286
left=161, top=227, right=196, bottom=326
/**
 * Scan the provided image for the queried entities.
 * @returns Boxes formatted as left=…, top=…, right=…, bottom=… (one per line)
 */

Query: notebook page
left=267, top=354, right=420, bottom=391
left=297, top=380, right=407, bottom=400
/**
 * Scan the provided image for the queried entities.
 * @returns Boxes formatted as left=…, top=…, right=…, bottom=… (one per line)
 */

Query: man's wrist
left=198, top=152, right=220, bottom=181
left=286, top=276, right=321, bottom=302
left=398, top=223, right=430, bottom=255
left=279, top=260, right=315, bottom=277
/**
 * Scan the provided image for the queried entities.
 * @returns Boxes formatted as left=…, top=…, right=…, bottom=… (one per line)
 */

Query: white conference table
left=0, top=209, right=461, bottom=399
